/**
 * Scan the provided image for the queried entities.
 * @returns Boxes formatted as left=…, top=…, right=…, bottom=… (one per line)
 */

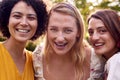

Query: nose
left=91, top=32, right=100, bottom=41
left=20, top=17, right=28, bottom=26
left=56, top=32, right=65, bottom=42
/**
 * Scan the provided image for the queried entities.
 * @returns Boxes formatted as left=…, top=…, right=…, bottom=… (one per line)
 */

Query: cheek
left=68, top=37, right=77, bottom=50
left=8, top=22, right=14, bottom=33
left=32, top=21, right=38, bottom=32
left=8, top=20, right=15, bottom=28
left=34, top=26, right=37, bottom=32
left=47, top=31, right=53, bottom=39
left=47, top=32, right=54, bottom=44
left=88, top=37, right=93, bottom=44
left=33, top=21, right=38, bottom=28
left=105, top=34, right=115, bottom=44
left=69, top=35, right=77, bottom=44
left=107, top=38, right=116, bottom=47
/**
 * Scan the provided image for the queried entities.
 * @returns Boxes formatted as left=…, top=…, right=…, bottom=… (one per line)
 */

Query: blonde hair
left=44, top=2, right=88, bottom=80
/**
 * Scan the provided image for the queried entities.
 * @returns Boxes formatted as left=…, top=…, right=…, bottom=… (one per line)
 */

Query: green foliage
left=53, top=0, right=120, bottom=19
left=52, top=0, right=64, bottom=3
left=95, top=1, right=120, bottom=11
left=97, top=1, right=111, bottom=8
left=75, top=0, right=93, bottom=24
left=26, top=41, right=37, bottom=52
left=0, top=37, right=6, bottom=42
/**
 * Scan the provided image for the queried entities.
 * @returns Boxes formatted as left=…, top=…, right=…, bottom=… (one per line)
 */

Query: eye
left=88, top=30, right=94, bottom=36
left=27, top=14, right=37, bottom=21
left=13, top=14, right=21, bottom=19
left=50, top=28, right=58, bottom=32
left=64, top=29, right=73, bottom=34
left=99, top=29, right=107, bottom=34
left=28, top=16, right=37, bottom=21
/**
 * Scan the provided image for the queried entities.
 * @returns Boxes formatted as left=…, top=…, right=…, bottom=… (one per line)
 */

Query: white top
left=88, top=48, right=106, bottom=80
left=105, top=51, right=120, bottom=80
left=33, top=46, right=106, bottom=80
left=32, top=45, right=45, bottom=80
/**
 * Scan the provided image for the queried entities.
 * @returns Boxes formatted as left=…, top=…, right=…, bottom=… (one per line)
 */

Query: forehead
left=88, top=18, right=105, bottom=29
left=50, top=11, right=74, bottom=18
left=48, top=12, right=77, bottom=27
left=49, top=11, right=77, bottom=24
left=11, top=1, right=36, bottom=14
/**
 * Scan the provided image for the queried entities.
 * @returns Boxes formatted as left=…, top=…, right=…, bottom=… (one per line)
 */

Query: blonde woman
left=33, top=2, right=91, bottom=80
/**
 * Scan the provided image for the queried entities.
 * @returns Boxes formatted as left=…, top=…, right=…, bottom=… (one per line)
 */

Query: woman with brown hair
left=88, top=9, right=120, bottom=80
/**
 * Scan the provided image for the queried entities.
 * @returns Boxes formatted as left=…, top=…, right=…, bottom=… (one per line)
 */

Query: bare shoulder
left=83, top=46, right=92, bottom=80
left=84, top=46, right=92, bottom=59
left=83, top=40, right=92, bottom=58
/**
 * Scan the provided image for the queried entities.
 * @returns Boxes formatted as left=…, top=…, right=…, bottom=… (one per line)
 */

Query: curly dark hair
left=0, top=0, right=48, bottom=40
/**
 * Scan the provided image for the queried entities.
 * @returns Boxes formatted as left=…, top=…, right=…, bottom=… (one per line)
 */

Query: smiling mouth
left=93, top=43, right=104, bottom=48
left=16, top=29, right=30, bottom=33
left=55, top=42, right=68, bottom=48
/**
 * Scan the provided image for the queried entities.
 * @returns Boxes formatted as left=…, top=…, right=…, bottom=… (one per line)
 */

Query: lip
left=54, top=42, right=67, bottom=50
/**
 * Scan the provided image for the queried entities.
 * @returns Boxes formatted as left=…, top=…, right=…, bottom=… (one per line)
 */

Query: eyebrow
left=97, top=26, right=106, bottom=29
left=11, top=12, right=37, bottom=17
left=88, top=25, right=105, bottom=30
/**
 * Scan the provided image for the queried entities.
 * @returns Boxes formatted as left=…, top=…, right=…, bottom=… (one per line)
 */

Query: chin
left=55, top=51, right=67, bottom=55
left=16, top=37, right=29, bottom=42
left=95, top=50, right=104, bottom=55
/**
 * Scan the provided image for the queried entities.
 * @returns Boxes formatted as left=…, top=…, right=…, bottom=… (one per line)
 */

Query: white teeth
left=56, top=44, right=64, bottom=46
left=17, top=29, right=29, bottom=33
left=55, top=43, right=67, bottom=46
left=95, top=43, right=102, bottom=46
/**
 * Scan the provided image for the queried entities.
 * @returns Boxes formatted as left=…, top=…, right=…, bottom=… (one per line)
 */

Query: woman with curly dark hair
left=0, top=0, right=48, bottom=80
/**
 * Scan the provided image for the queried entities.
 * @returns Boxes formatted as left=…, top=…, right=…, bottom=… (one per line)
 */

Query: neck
left=44, top=52, right=73, bottom=69
left=3, top=38, right=26, bottom=57
left=103, top=48, right=119, bottom=60
left=52, top=52, right=72, bottom=62
left=43, top=52, right=75, bottom=80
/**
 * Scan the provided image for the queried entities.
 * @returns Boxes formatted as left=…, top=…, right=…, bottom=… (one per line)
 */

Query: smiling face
left=8, top=1, right=37, bottom=43
left=47, top=12, right=79, bottom=55
left=88, top=18, right=117, bottom=58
